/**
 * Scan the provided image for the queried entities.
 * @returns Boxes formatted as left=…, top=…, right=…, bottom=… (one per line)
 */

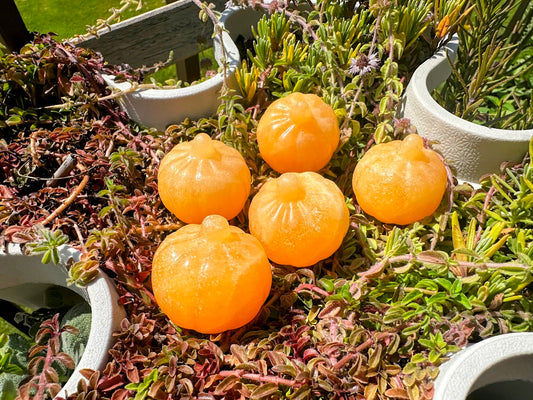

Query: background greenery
left=14, top=0, right=166, bottom=40
left=0, top=320, right=19, bottom=336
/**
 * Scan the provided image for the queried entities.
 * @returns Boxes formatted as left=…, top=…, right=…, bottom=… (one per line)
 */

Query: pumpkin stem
left=276, top=173, right=306, bottom=202
left=401, top=134, right=428, bottom=162
left=201, top=215, right=233, bottom=241
left=191, top=133, right=222, bottom=160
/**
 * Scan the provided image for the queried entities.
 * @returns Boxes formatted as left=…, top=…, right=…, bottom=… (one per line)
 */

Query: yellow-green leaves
left=234, top=60, right=259, bottom=104
left=27, top=228, right=69, bottom=265
left=451, top=210, right=511, bottom=263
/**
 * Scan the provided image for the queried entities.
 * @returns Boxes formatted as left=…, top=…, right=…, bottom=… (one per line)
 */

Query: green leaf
left=5, top=115, right=22, bottom=126
left=0, top=373, right=24, bottom=400
left=428, top=349, right=440, bottom=364
left=450, top=279, right=462, bottom=295
left=485, top=209, right=506, bottom=222
left=41, top=250, right=52, bottom=265
left=51, top=248, right=60, bottom=265
left=451, top=211, right=468, bottom=261
left=251, top=383, right=280, bottom=399
left=318, top=278, right=335, bottom=292
left=402, top=323, right=422, bottom=336
left=290, top=385, right=311, bottom=400
left=61, top=302, right=92, bottom=364
left=410, top=353, right=426, bottom=364
left=401, top=290, right=423, bottom=305
left=98, top=205, right=114, bottom=219
left=426, top=292, right=448, bottom=306
left=418, top=338, right=433, bottom=348
left=458, top=293, right=472, bottom=309
left=434, top=278, right=452, bottom=291
left=383, top=306, right=406, bottom=324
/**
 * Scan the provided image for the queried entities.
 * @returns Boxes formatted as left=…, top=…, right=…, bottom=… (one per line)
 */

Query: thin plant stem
left=42, top=164, right=89, bottom=226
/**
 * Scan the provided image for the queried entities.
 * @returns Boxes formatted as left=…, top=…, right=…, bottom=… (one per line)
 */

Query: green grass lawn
left=14, top=0, right=166, bottom=40
left=0, top=318, right=22, bottom=336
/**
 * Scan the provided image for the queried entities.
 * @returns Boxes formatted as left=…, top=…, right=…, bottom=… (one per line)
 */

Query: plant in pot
left=2, top=1, right=533, bottom=400
left=95, top=0, right=274, bottom=132
left=401, top=0, right=533, bottom=185
left=0, top=239, right=124, bottom=399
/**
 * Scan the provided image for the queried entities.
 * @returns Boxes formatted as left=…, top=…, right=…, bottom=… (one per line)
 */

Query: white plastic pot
left=0, top=244, right=125, bottom=399
left=400, top=36, right=533, bottom=185
left=104, top=6, right=265, bottom=131
left=434, top=332, right=533, bottom=400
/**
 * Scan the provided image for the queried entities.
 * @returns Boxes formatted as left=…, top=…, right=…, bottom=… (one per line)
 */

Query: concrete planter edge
left=0, top=244, right=126, bottom=399
left=434, top=332, right=533, bottom=399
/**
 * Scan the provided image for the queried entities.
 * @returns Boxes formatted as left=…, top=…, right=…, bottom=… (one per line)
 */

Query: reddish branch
left=18, top=314, right=75, bottom=400
left=333, top=332, right=395, bottom=370
left=480, top=185, right=497, bottom=224
left=293, top=283, right=331, bottom=297
left=133, top=223, right=184, bottom=235
left=218, top=370, right=304, bottom=388
left=42, top=163, right=89, bottom=226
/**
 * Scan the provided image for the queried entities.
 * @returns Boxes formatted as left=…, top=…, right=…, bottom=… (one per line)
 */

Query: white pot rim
left=408, top=35, right=533, bottom=141
left=0, top=244, right=125, bottom=399
left=434, top=332, right=533, bottom=399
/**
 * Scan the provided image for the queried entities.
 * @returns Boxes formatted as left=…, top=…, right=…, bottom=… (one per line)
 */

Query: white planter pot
left=0, top=244, right=125, bottom=399
left=104, top=6, right=265, bottom=131
left=434, top=332, right=533, bottom=400
left=400, top=36, right=533, bottom=185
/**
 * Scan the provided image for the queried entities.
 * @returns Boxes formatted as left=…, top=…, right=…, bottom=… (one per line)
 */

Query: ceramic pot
left=400, top=36, right=533, bottom=185
left=0, top=244, right=125, bottom=399
left=103, top=6, right=265, bottom=131
left=434, top=332, right=533, bottom=400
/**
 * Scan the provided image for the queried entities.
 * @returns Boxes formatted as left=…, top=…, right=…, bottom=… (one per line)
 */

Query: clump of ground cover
left=1, top=1, right=533, bottom=399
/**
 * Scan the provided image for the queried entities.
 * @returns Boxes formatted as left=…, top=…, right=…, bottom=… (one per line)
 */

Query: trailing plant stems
left=41, top=0, right=231, bottom=112
left=218, top=330, right=394, bottom=387
left=41, top=83, right=162, bottom=111
left=341, top=9, right=382, bottom=130
left=218, top=370, right=303, bottom=387
left=192, top=0, right=229, bottom=85
left=372, top=253, right=530, bottom=273
left=18, top=314, right=77, bottom=400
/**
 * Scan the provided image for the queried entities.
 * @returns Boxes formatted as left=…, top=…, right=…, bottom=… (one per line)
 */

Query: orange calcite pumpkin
left=256, top=92, right=340, bottom=173
left=248, top=172, right=350, bottom=267
left=157, top=133, right=251, bottom=224
left=151, top=215, right=272, bottom=334
left=352, top=134, right=447, bottom=225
